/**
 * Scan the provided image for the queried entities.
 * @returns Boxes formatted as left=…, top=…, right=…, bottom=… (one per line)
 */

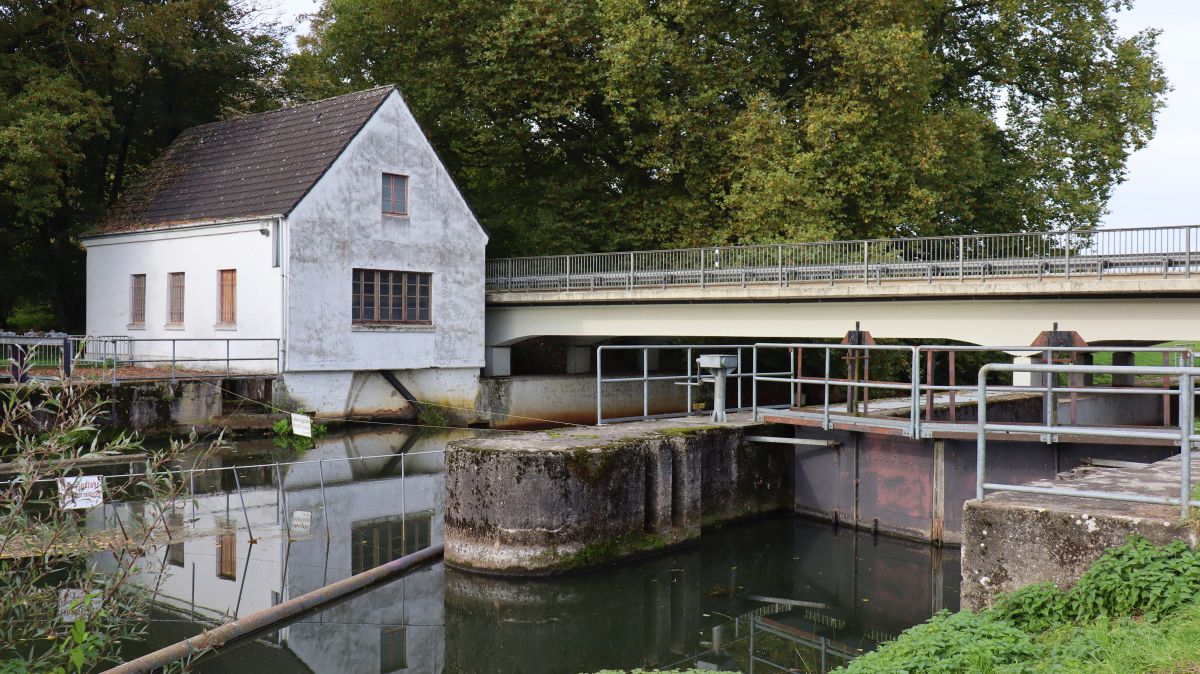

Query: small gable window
left=382, top=173, right=408, bottom=217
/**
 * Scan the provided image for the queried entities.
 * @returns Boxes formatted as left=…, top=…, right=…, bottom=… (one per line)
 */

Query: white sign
left=58, top=476, right=104, bottom=510
left=57, top=589, right=100, bottom=621
left=290, top=510, right=312, bottom=536
left=291, top=413, right=312, bottom=438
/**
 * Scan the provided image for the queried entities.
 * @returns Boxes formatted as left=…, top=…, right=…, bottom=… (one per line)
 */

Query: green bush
left=840, top=610, right=1040, bottom=673
left=840, top=537, right=1200, bottom=673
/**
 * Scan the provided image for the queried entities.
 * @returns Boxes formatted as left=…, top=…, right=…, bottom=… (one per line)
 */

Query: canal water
left=106, top=426, right=959, bottom=673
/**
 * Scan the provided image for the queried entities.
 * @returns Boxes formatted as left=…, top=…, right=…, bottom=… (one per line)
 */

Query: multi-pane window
left=218, top=269, right=237, bottom=325
left=382, top=173, right=408, bottom=217
left=351, top=514, right=432, bottom=574
left=352, top=269, right=431, bottom=324
left=216, top=529, right=236, bottom=580
left=167, top=272, right=185, bottom=325
left=129, top=274, right=146, bottom=326
left=380, top=626, right=408, bottom=673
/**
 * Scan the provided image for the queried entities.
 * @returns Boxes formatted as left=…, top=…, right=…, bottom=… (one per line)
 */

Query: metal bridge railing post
left=1181, top=372, right=1194, bottom=518
left=977, top=365, right=991, bottom=502
left=862, top=241, right=869, bottom=284
left=958, top=236, right=965, bottom=281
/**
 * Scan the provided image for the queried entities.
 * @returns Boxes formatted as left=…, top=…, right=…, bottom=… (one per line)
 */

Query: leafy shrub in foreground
left=840, top=537, right=1200, bottom=673
left=840, top=610, right=1041, bottom=673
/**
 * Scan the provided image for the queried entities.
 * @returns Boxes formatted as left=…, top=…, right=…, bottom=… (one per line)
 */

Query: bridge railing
left=486, top=224, right=1200, bottom=292
left=975, top=362, right=1200, bottom=517
left=748, top=342, right=1196, bottom=440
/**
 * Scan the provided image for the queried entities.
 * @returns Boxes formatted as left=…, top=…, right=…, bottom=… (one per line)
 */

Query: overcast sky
left=271, top=0, right=1197, bottom=230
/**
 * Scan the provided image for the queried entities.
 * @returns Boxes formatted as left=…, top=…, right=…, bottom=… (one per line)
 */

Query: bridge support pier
left=485, top=346, right=511, bottom=377
left=566, top=345, right=593, bottom=374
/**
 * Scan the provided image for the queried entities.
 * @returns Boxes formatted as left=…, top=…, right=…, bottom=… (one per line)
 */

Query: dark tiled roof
left=94, top=85, right=395, bottom=234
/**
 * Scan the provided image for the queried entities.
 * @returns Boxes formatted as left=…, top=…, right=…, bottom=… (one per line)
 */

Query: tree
left=290, top=0, right=1167, bottom=256
left=0, top=0, right=287, bottom=331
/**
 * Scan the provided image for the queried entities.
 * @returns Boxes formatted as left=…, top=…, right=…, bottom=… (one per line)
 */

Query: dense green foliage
left=841, top=537, right=1200, bottom=673
left=0, top=0, right=286, bottom=331
left=292, top=0, right=1167, bottom=257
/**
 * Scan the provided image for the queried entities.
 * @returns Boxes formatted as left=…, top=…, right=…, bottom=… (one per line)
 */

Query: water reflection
left=104, top=427, right=957, bottom=673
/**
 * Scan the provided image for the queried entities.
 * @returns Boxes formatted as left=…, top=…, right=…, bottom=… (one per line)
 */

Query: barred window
left=382, top=173, right=408, bottom=217
left=216, top=530, right=236, bottom=580
left=351, top=514, right=432, bottom=575
left=352, top=269, right=431, bottom=324
left=167, top=272, right=185, bottom=325
left=129, top=274, right=146, bottom=325
left=218, top=269, right=237, bottom=325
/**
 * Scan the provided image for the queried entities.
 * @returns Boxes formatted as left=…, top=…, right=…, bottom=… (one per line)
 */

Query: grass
left=1083, top=341, right=1197, bottom=387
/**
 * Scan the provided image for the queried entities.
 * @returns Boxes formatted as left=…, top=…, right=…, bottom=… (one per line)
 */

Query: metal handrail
left=975, top=363, right=1200, bottom=517
left=596, top=344, right=794, bottom=424
left=749, top=342, right=1196, bottom=439
left=2, top=336, right=280, bottom=384
left=486, top=224, right=1200, bottom=292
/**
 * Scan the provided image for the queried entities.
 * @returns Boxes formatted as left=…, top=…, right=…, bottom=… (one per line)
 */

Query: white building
left=82, top=86, right=488, bottom=417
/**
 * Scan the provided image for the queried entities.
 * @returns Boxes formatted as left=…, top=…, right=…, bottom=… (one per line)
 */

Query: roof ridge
left=183, top=84, right=396, bottom=135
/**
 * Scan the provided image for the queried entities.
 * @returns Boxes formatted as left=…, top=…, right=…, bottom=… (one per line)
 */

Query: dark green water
left=107, top=427, right=959, bottom=673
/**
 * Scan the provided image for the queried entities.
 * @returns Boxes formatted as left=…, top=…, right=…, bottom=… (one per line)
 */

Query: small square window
left=382, top=173, right=408, bottom=217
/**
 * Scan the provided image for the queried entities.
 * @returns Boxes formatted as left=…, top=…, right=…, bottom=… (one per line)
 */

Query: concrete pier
left=444, top=415, right=792, bottom=575
left=961, top=453, right=1200, bottom=610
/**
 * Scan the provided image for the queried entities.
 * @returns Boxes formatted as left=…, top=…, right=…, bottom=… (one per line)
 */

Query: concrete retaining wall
left=444, top=422, right=788, bottom=575
left=477, top=374, right=689, bottom=428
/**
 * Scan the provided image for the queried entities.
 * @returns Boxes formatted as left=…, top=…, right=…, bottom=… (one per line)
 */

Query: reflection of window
left=351, top=514, right=432, bottom=575
left=380, top=625, right=407, bottom=673
left=167, top=542, right=185, bottom=567
left=216, top=530, right=237, bottom=580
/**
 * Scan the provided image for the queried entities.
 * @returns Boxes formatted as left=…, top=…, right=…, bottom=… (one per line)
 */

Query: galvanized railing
left=596, top=344, right=794, bottom=424
left=748, top=342, right=1195, bottom=440
left=975, top=362, right=1200, bottom=517
left=2, top=336, right=281, bottom=384
left=487, top=224, right=1200, bottom=292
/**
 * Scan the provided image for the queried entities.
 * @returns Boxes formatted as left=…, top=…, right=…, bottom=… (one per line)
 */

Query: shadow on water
left=108, top=427, right=958, bottom=674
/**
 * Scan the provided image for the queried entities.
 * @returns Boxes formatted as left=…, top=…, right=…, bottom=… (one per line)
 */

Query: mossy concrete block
left=445, top=421, right=779, bottom=575
left=961, top=454, right=1200, bottom=611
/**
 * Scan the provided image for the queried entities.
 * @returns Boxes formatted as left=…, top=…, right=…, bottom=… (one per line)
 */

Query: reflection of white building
left=93, top=427, right=465, bottom=672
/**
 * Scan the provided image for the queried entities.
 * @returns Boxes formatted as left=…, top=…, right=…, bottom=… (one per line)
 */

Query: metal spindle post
left=862, top=241, right=869, bottom=283
left=628, top=252, right=634, bottom=290
left=171, top=340, right=176, bottom=383
left=226, top=340, right=231, bottom=378
left=317, top=459, right=331, bottom=540
left=777, top=245, right=784, bottom=287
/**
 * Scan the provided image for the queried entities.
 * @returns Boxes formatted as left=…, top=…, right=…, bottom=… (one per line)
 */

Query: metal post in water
left=232, top=468, right=254, bottom=543
left=751, top=346, right=758, bottom=420
left=317, top=459, right=331, bottom=541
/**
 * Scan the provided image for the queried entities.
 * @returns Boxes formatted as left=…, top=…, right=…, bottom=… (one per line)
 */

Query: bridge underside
left=486, top=294, right=1200, bottom=347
